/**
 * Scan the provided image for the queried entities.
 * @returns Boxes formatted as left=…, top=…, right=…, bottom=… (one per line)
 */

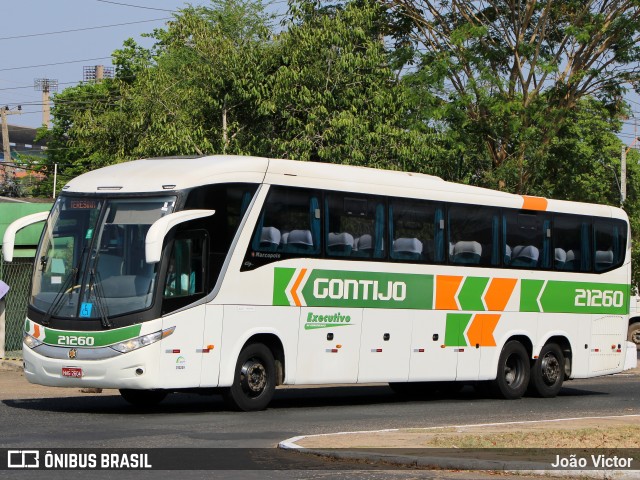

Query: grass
left=421, top=426, right=640, bottom=449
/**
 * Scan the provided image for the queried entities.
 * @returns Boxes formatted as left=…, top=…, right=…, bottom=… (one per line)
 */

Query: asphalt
left=2, top=353, right=639, bottom=478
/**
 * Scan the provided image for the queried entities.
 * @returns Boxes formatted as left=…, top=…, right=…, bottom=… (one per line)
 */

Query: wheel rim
left=503, top=353, right=524, bottom=387
left=240, top=357, right=267, bottom=398
left=632, top=328, right=640, bottom=346
left=540, top=352, right=561, bottom=386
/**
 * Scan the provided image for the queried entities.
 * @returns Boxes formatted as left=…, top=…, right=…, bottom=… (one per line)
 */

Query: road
left=0, top=369, right=638, bottom=479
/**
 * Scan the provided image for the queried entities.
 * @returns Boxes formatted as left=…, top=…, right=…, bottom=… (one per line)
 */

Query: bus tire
left=492, top=340, right=530, bottom=400
left=528, top=343, right=564, bottom=398
left=629, top=321, right=640, bottom=350
left=119, top=389, right=167, bottom=406
left=223, top=343, right=275, bottom=411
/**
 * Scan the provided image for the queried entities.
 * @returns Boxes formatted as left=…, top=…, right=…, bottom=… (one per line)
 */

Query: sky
left=0, top=0, right=254, bottom=129
left=1, top=0, right=639, bottom=149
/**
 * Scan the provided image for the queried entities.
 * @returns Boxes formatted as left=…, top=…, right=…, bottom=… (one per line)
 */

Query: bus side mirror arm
left=145, top=209, right=215, bottom=264
left=2, top=211, right=50, bottom=262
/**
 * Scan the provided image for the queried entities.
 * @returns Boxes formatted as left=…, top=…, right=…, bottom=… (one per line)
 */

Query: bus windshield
left=31, top=195, right=176, bottom=321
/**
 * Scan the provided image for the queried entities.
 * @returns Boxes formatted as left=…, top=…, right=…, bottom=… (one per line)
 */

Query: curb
left=279, top=432, right=639, bottom=479
left=279, top=441, right=638, bottom=479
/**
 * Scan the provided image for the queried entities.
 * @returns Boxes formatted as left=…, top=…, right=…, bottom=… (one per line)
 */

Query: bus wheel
left=223, top=343, right=275, bottom=411
left=528, top=343, right=564, bottom=398
left=492, top=341, right=530, bottom=399
left=119, top=389, right=168, bottom=406
left=629, top=321, right=640, bottom=350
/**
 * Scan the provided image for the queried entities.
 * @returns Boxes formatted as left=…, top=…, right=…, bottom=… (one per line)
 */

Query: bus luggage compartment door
left=296, top=307, right=362, bottom=384
left=357, top=309, right=412, bottom=383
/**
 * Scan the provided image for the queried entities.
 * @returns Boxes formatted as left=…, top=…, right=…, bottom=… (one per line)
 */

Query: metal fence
left=0, top=258, right=33, bottom=357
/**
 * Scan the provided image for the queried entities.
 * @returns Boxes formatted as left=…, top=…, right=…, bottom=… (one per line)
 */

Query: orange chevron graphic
left=33, top=323, right=41, bottom=339
left=484, top=278, right=518, bottom=311
left=290, top=268, right=307, bottom=307
left=467, top=313, right=501, bottom=347
left=435, top=275, right=463, bottom=310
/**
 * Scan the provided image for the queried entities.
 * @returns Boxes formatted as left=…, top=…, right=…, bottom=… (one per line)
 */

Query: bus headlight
left=23, top=332, right=43, bottom=349
left=109, top=327, right=175, bottom=353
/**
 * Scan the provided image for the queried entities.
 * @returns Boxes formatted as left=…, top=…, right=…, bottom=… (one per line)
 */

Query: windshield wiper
left=41, top=242, right=89, bottom=325
left=41, top=266, right=78, bottom=326
left=88, top=267, right=113, bottom=329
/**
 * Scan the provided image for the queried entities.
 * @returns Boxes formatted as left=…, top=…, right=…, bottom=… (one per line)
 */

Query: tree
left=541, top=98, right=631, bottom=203
left=142, top=0, right=277, bottom=155
left=38, top=0, right=277, bottom=173
left=388, top=0, right=640, bottom=192
left=265, top=0, right=442, bottom=172
left=40, top=0, right=442, bottom=176
left=32, top=80, right=123, bottom=197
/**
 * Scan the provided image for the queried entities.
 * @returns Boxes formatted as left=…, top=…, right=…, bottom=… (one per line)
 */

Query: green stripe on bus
left=445, top=313, right=472, bottom=347
left=520, top=280, right=629, bottom=314
left=272, top=267, right=296, bottom=306
left=458, top=277, right=490, bottom=311
left=40, top=324, right=142, bottom=347
left=520, top=279, right=545, bottom=312
left=274, top=268, right=433, bottom=309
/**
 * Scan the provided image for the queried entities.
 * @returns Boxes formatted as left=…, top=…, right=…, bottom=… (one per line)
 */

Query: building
left=0, top=124, right=48, bottom=193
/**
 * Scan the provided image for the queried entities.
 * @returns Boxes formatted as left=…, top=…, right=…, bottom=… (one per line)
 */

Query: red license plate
left=61, top=367, right=83, bottom=378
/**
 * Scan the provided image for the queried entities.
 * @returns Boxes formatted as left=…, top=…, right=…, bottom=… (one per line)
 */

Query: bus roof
left=62, top=155, right=625, bottom=220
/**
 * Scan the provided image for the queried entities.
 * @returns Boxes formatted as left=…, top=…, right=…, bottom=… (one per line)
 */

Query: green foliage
left=40, top=0, right=439, bottom=176
left=265, top=0, right=441, bottom=170
left=391, top=0, right=640, bottom=192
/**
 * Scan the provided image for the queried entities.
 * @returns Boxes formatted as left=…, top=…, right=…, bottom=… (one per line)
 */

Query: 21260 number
left=574, top=289, right=624, bottom=308
left=57, top=335, right=95, bottom=346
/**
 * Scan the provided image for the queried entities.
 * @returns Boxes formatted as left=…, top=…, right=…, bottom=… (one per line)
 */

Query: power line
left=0, top=57, right=112, bottom=72
left=0, top=81, right=79, bottom=92
left=95, top=0, right=289, bottom=18
left=0, top=18, right=170, bottom=41
left=0, top=75, right=141, bottom=91
left=95, top=0, right=175, bottom=12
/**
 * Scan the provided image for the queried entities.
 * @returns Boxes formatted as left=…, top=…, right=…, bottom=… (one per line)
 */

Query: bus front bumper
left=22, top=341, right=162, bottom=390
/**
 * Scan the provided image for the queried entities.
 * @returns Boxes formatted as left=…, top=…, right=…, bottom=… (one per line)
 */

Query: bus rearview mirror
left=2, top=211, right=49, bottom=262
left=145, top=209, right=215, bottom=263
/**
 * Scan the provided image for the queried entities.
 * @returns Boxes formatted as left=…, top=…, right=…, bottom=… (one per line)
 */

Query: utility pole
left=34, top=78, right=58, bottom=128
left=622, top=135, right=640, bottom=206
left=0, top=105, right=22, bottom=186
left=621, top=145, right=627, bottom=206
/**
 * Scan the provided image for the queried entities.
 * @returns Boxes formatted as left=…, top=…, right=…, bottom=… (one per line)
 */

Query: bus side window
left=503, top=211, right=551, bottom=269
left=389, top=198, right=440, bottom=263
left=251, top=187, right=321, bottom=256
left=449, top=205, right=497, bottom=266
left=553, top=214, right=590, bottom=272
left=594, top=219, right=626, bottom=272
left=164, top=231, right=207, bottom=298
left=325, top=192, right=383, bottom=259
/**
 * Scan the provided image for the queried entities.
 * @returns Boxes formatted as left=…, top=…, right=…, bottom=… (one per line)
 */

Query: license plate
left=61, top=367, right=83, bottom=378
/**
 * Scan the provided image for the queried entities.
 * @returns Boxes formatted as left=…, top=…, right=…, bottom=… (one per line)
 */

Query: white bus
left=3, top=155, right=632, bottom=411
